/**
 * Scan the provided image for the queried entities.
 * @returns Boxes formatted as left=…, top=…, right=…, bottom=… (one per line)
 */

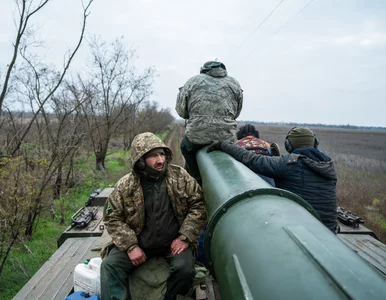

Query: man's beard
left=143, top=163, right=166, bottom=180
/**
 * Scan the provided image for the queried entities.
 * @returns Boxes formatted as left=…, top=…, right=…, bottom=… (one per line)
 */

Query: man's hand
left=270, top=142, right=281, bottom=156
left=207, top=140, right=223, bottom=153
left=171, top=238, right=189, bottom=255
left=128, top=246, right=147, bottom=267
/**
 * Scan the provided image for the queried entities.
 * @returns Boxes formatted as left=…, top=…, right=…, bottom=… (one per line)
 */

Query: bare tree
left=0, top=0, right=93, bottom=116
left=138, top=102, right=175, bottom=134
left=120, top=102, right=174, bottom=149
left=44, top=85, right=89, bottom=217
left=79, top=37, right=156, bottom=170
left=0, top=0, right=94, bottom=267
left=0, top=0, right=93, bottom=157
left=0, top=156, right=41, bottom=275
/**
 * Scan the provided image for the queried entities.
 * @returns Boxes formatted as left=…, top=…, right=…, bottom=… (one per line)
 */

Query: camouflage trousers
left=100, top=246, right=195, bottom=300
left=180, top=136, right=209, bottom=185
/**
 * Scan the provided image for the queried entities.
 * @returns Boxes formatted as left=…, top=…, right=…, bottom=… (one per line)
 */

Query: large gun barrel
left=197, top=148, right=386, bottom=300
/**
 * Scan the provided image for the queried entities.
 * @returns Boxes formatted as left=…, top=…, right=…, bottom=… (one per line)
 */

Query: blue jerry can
left=65, top=291, right=100, bottom=300
left=196, top=230, right=206, bottom=266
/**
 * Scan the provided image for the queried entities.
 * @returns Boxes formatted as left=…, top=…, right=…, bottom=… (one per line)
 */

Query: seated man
left=235, top=124, right=280, bottom=157
left=235, top=124, right=280, bottom=185
left=101, top=132, right=207, bottom=300
left=175, top=60, right=243, bottom=185
left=207, top=127, right=338, bottom=233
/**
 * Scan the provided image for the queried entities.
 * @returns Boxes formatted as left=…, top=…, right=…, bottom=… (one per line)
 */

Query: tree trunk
left=95, top=139, right=108, bottom=171
left=53, top=164, right=62, bottom=199
left=25, top=207, right=38, bottom=237
left=0, top=231, right=19, bottom=276
left=95, top=152, right=106, bottom=171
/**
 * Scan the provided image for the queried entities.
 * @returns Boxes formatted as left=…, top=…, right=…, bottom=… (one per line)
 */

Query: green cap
left=200, top=61, right=226, bottom=73
left=287, top=127, right=315, bottom=150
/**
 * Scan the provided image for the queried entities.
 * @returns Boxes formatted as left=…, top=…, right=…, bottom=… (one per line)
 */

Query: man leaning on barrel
left=207, top=127, right=338, bottom=233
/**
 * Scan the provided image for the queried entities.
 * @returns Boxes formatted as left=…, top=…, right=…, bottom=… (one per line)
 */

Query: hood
left=205, top=67, right=228, bottom=78
left=130, top=132, right=173, bottom=169
left=294, top=148, right=337, bottom=181
left=293, top=147, right=331, bottom=162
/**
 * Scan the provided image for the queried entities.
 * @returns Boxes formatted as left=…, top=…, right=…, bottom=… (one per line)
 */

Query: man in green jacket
left=101, top=132, right=207, bottom=300
left=176, top=60, right=243, bottom=184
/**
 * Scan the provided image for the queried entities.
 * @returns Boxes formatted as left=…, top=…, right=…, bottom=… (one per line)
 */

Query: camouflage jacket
left=176, top=68, right=243, bottom=144
left=235, top=136, right=273, bottom=155
left=102, top=133, right=207, bottom=256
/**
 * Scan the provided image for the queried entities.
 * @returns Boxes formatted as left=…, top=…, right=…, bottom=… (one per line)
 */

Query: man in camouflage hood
left=100, top=132, right=207, bottom=300
left=207, top=127, right=338, bottom=233
left=176, top=60, right=243, bottom=184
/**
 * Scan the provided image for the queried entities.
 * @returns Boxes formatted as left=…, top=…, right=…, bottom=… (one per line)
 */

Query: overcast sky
left=1, top=0, right=386, bottom=127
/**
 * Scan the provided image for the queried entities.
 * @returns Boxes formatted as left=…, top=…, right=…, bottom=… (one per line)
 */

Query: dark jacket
left=219, top=142, right=338, bottom=232
left=138, top=174, right=180, bottom=250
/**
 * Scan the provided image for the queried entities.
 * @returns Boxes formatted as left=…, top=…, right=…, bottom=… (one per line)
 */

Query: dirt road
left=163, top=122, right=185, bottom=167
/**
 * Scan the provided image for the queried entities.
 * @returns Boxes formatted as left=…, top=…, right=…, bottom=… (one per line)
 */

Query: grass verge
left=0, top=150, right=130, bottom=300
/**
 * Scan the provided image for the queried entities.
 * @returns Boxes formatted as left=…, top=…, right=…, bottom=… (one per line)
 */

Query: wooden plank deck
left=338, top=234, right=386, bottom=275
left=13, top=237, right=101, bottom=300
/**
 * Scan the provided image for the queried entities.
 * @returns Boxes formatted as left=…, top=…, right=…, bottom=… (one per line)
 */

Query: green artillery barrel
left=197, top=148, right=386, bottom=300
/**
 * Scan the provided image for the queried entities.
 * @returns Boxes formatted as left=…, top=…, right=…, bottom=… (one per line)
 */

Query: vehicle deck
left=12, top=236, right=102, bottom=300
left=13, top=223, right=386, bottom=300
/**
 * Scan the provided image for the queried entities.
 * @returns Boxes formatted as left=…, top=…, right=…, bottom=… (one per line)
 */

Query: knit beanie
left=144, top=147, right=165, bottom=159
left=287, top=127, right=315, bottom=149
left=237, top=124, right=260, bottom=140
left=200, top=61, right=227, bottom=73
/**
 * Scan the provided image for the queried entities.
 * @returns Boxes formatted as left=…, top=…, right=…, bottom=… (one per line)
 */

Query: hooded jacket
left=218, top=142, right=338, bottom=232
left=176, top=68, right=243, bottom=144
left=102, top=132, right=207, bottom=256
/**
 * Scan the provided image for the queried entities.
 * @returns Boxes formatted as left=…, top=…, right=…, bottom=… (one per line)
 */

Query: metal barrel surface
left=197, top=148, right=386, bottom=300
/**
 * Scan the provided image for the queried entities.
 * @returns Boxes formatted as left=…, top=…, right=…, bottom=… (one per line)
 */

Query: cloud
left=1, top=0, right=386, bottom=127
left=335, top=33, right=386, bottom=47
left=335, top=36, right=356, bottom=45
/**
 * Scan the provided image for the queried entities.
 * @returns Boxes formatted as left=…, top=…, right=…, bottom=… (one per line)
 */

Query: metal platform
left=338, top=221, right=378, bottom=239
left=93, top=188, right=114, bottom=206
left=57, top=206, right=105, bottom=247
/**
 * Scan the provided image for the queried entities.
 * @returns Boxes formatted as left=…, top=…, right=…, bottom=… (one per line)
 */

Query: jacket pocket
left=125, top=206, right=136, bottom=217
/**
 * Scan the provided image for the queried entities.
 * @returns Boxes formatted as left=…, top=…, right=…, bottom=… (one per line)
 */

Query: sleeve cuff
left=126, top=244, right=138, bottom=253
left=178, top=235, right=189, bottom=242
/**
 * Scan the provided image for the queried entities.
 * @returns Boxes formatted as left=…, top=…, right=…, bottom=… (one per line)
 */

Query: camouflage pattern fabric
left=130, top=132, right=173, bottom=168
left=235, top=136, right=272, bottom=155
left=176, top=68, right=243, bottom=144
left=102, top=132, right=207, bottom=255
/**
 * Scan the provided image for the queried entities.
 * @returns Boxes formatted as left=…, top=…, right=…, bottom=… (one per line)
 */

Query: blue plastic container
left=196, top=230, right=206, bottom=266
left=65, top=291, right=100, bottom=300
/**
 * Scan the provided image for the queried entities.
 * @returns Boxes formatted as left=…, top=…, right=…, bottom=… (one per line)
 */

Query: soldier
left=100, top=132, right=207, bottom=300
left=235, top=124, right=280, bottom=185
left=176, top=60, right=243, bottom=184
left=207, top=127, right=338, bottom=233
left=235, top=124, right=280, bottom=156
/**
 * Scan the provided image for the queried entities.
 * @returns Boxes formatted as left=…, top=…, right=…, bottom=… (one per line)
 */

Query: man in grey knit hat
left=207, top=127, right=338, bottom=233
